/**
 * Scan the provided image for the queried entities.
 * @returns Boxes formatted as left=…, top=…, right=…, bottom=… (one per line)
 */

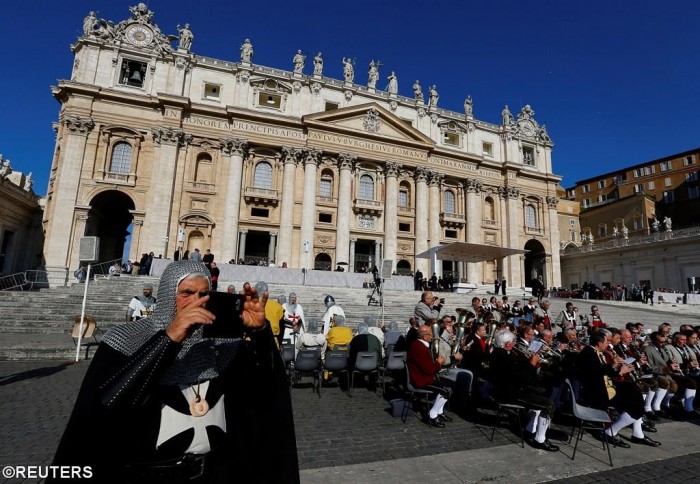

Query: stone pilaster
left=219, top=137, right=248, bottom=264
left=413, top=167, right=429, bottom=274
left=268, top=231, right=278, bottom=263
left=335, top=153, right=356, bottom=267
left=546, top=195, right=562, bottom=287
left=504, top=185, right=522, bottom=286
left=428, top=171, right=443, bottom=276
left=142, top=126, right=191, bottom=257
left=464, top=178, right=482, bottom=283
left=238, top=230, right=248, bottom=261
left=382, top=162, right=401, bottom=273
left=277, top=147, right=301, bottom=268
left=44, top=114, right=94, bottom=273
left=298, top=148, right=321, bottom=268
left=349, top=238, right=356, bottom=273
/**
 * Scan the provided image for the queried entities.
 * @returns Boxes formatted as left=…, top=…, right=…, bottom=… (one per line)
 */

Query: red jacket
left=407, top=339, right=441, bottom=388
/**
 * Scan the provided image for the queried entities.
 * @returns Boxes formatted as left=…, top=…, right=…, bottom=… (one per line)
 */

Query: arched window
left=253, top=161, right=273, bottom=189
left=109, top=142, right=132, bottom=174
left=396, top=259, right=412, bottom=276
left=399, top=181, right=411, bottom=208
left=484, top=197, right=495, bottom=220
left=314, top=253, right=332, bottom=271
left=319, top=169, right=333, bottom=198
left=359, top=174, right=374, bottom=200
left=444, top=190, right=456, bottom=213
left=525, top=204, right=537, bottom=228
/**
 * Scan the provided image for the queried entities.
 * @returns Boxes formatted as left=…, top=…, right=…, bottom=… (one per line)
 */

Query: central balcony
left=353, top=198, right=383, bottom=216
left=440, top=212, right=466, bottom=228
left=244, top=186, right=279, bottom=206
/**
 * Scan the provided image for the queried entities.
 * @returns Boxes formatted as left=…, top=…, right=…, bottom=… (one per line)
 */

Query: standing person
left=494, top=278, right=501, bottom=295
left=191, top=248, right=202, bottom=263
left=125, top=283, right=157, bottom=322
left=414, top=269, right=424, bottom=291
left=50, top=261, right=299, bottom=483
left=282, top=292, right=305, bottom=341
left=501, top=277, right=507, bottom=296
left=202, top=249, right=214, bottom=270
left=209, top=262, right=220, bottom=291
left=173, top=247, right=181, bottom=261
left=321, top=295, right=345, bottom=336
left=182, top=249, right=190, bottom=260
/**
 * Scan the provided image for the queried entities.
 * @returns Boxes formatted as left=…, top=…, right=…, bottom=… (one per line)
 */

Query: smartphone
left=202, top=291, right=244, bottom=338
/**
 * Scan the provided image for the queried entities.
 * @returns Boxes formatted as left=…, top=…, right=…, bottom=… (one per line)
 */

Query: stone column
left=349, top=238, right=356, bottom=273
left=142, top=126, right=191, bottom=257
left=413, top=167, right=430, bottom=274
left=128, top=214, right=144, bottom=264
left=219, top=138, right=248, bottom=264
left=238, top=230, right=248, bottom=261
left=465, top=178, right=482, bottom=283
left=428, top=171, right=443, bottom=276
left=277, top=147, right=301, bottom=268
left=383, top=162, right=401, bottom=273
left=67, top=208, right=90, bottom=272
left=268, top=231, right=278, bottom=263
left=546, top=196, right=562, bottom=287
left=298, top=148, right=321, bottom=269
left=374, top=240, right=381, bottom=267
left=504, top=185, right=522, bottom=287
left=335, top=153, right=356, bottom=266
left=44, top=114, right=94, bottom=273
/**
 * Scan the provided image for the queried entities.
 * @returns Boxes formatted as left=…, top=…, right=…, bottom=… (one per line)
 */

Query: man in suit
left=407, top=325, right=451, bottom=427
left=579, top=332, right=660, bottom=447
left=644, top=332, right=680, bottom=418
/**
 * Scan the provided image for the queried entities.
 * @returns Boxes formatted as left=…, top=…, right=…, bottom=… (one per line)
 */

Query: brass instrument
left=451, top=327, right=465, bottom=358
left=455, top=308, right=469, bottom=326
left=485, top=323, right=498, bottom=349
left=431, top=322, right=441, bottom=360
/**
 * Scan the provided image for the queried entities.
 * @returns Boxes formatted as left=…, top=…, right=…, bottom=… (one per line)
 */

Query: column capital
left=428, top=171, right=443, bottom=187
left=281, top=146, right=302, bottom=165
left=464, top=178, right=482, bottom=193
left=384, top=161, right=402, bottom=178
left=239, top=229, right=248, bottom=235
left=302, top=148, right=321, bottom=166
left=498, top=185, right=520, bottom=199
left=152, top=126, right=192, bottom=146
left=546, top=195, right=559, bottom=209
left=269, top=231, right=279, bottom=237
left=220, top=137, right=249, bottom=157
left=63, top=114, right=94, bottom=135
left=337, top=152, right=357, bottom=171
left=414, top=166, right=429, bottom=183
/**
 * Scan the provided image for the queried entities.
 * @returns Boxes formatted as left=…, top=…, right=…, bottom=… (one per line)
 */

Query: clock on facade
left=126, top=25, right=153, bottom=47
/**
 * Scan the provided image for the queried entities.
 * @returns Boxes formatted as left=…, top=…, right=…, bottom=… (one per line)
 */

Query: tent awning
left=415, top=242, right=527, bottom=263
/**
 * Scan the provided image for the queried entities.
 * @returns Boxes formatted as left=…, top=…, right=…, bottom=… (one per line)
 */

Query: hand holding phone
left=202, top=291, right=244, bottom=338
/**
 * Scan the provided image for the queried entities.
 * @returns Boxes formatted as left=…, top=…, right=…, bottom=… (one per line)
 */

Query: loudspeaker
left=380, top=259, right=393, bottom=280
left=79, top=236, right=100, bottom=262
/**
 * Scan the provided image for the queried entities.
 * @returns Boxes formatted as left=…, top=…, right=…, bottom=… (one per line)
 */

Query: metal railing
left=0, top=272, right=27, bottom=291
left=89, top=258, right=125, bottom=277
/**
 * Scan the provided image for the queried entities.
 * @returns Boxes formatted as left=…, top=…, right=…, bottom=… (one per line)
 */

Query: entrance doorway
left=85, top=191, right=135, bottom=262
left=353, top=239, right=375, bottom=273
left=243, top=230, right=271, bottom=265
left=314, top=253, right=332, bottom=270
left=524, top=239, right=546, bottom=288
left=396, top=259, right=412, bottom=276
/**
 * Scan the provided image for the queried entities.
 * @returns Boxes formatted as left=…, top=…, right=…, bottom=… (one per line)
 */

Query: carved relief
left=363, top=108, right=381, bottom=133
left=311, top=82, right=322, bottom=95
left=414, top=166, right=429, bottom=183
left=344, top=90, right=353, bottom=101
left=546, top=195, right=559, bottom=209
left=302, top=148, right=321, bottom=166
left=63, top=114, right=95, bottom=135
left=464, top=178, right=482, bottom=193
left=316, top=234, right=334, bottom=246
left=337, top=153, right=357, bottom=171
left=384, top=161, right=402, bottom=178
left=236, top=70, right=250, bottom=84
left=281, top=146, right=302, bottom=165
left=428, top=171, right=443, bottom=187
left=219, top=137, right=249, bottom=157
left=389, top=100, right=398, bottom=112
left=152, top=126, right=191, bottom=146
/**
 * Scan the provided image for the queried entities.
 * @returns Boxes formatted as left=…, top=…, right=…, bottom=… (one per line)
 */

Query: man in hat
left=322, top=295, right=345, bottom=336
left=125, top=283, right=157, bottom=322
left=282, top=292, right=305, bottom=342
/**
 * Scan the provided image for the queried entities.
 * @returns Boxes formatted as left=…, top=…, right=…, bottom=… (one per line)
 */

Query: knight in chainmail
left=50, top=260, right=299, bottom=484
left=125, top=282, right=157, bottom=322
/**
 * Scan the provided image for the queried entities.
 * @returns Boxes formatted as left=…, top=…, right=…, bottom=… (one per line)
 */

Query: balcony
left=398, top=206, right=415, bottom=215
left=353, top=198, right=383, bottom=216
left=244, top=186, right=279, bottom=206
left=185, top=181, right=216, bottom=194
left=97, top=170, right=136, bottom=186
left=482, top=218, right=498, bottom=228
left=440, top=212, right=466, bottom=228
left=316, top=195, right=338, bottom=207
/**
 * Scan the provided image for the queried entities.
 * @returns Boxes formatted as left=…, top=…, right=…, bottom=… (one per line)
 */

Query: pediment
left=303, top=103, right=434, bottom=148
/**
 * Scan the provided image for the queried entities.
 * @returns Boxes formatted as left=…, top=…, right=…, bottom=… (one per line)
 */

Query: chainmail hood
left=101, top=260, right=241, bottom=385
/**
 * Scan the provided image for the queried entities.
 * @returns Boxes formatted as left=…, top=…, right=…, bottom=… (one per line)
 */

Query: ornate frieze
left=219, top=137, right=249, bottom=157
left=152, top=126, right=191, bottom=146
left=63, top=114, right=94, bottom=135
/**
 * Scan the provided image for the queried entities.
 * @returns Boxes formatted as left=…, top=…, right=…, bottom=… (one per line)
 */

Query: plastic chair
left=324, top=349, right=349, bottom=390
left=349, top=351, right=379, bottom=395
left=488, top=401, right=526, bottom=448
left=379, top=351, right=406, bottom=395
left=294, top=348, right=322, bottom=397
left=564, top=378, right=613, bottom=466
left=402, top=362, right=435, bottom=423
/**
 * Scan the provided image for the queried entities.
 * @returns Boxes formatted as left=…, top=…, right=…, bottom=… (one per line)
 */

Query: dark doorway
left=353, top=239, right=375, bottom=273
left=85, top=191, right=135, bottom=262
left=314, top=253, right=332, bottom=271
left=524, top=239, right=546, bottom=288
left=396, top=259, right=412, bottom=276
left=244, top=230, right=271, bottom=265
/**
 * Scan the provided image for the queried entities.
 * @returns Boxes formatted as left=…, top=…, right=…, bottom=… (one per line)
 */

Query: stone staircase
left=0, top=274, right=505, bottom=360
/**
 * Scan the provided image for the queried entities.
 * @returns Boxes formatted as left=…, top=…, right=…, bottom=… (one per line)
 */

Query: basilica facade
left=44, top=5, right=563, bottom=288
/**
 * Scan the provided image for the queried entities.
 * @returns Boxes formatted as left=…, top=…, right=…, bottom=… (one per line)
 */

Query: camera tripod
left=367, top=280, right=383, bottom=307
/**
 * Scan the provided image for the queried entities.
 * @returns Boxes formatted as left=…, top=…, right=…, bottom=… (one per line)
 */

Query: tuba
left=431, top=322, right=441, bottom=360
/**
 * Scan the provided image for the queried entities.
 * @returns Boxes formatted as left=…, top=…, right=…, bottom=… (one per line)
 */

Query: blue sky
left=1, top=0, right=699, bottom=195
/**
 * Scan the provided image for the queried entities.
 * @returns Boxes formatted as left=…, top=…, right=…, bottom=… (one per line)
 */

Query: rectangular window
left=567, top=189, right=575, bottom=198
left=660, top=161, right=672, bottom=171
left=633, top=219, right=641, bottom=230
left=643, top=166, right=655, bottom=175
left=582, top=198, right=591, bottom=208
left=398, top=190, right=408, bottom=207
left=634, top=184, right=644, bottom=193
left=633, top=169, right=640, bottom=178
left=319, top=179, right=332, bottom=198
left=689, top=186, right=700, bottom=199
left=522, top=146, right=535, bottom=166
left=684, top=156, right=696, bottom=166
left=582, top=184, right=590, bottom=194
left=597, top=180, right=607, bottom=189
left=258, top=92, right=282, bottom=109
left=648, top=181, right=655, bottom=190
left=665, top=177, right=673, bottom=186
left=399, top=222, right=411, bottom=232
left=251, top=207, right=269, bottom=217
left=443, top=132, right=460, bottom=147
left=445, top=229, right=458, bottom=238
left=204, top=83, right=220, bottom=100
left=324, top=102, right=339, bottom=111
left=663, top=191, right=675, bottom=203
left=318, top=212, right=332, bottom=223
left=686, top=172, right=698, bottom=182
left=119, top=59, right=147, bottom=88
left=482, top=142, right=493, bottom=157
left=597, top=194, right=607, bottom=203
left=598, top=225, right=607, bottom=237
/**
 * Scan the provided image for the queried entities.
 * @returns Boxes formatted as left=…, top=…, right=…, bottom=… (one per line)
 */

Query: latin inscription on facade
left=308, top=131, right=426, bottom=161
left=169, top=112, right=305, bottom=140
left=432, top=156, right=502, bottom=179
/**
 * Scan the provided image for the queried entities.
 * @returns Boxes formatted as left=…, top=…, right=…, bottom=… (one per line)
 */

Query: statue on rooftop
left=342, top=57, right=354, bottom=83
left=502, top=105, right=514, bottom=126
left=464, top=95, right=473, bottom=116
left=428, top=85, right=439, bottom=107
left=387, top=71, right=398, bottom=94
left=177, top=23, right=193, bottom=50
left=292, top=50, right=306, bottom=74
left=412, top=80, right=423, bottom=102
left=240, top=38, right=254, bottom=62
left=367, top=60, right=379, bottom=89
left=313, top=52, right=323, bottom=76
left=83, top=11, right=97, bottom=36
